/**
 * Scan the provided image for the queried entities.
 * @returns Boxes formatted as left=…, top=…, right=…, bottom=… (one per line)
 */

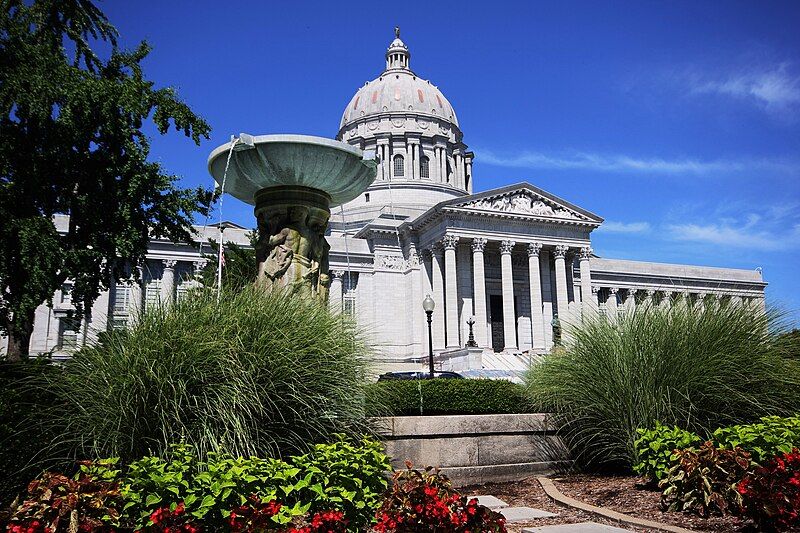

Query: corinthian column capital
left=499, top=240, right=516, bottom=255
left=554, top=244, right=569, bottom=259
left=472, top=237, right=488, bottom=253
left=579, top=246, right=593, bottom=261
left=441, top=234, right=460, bottom=251
left=162, top=259, right=177, bottom=270
left=527, top=242, right=543, bottom=258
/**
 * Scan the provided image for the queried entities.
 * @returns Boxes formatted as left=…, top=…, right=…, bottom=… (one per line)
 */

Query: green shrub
left=524, top=303, right=800, bottom=468
left=712, top=415, right=800, bottom=465
left=659, top=441, right=751, bottom=517
left=633, top=422, right=702, bottom=483
left=40, top=286, right=376, bottom=463
left=4, top=436, right=390, bottom=532
left=0, top=359, right=64, bottom=504
left=364, top=378, right=537, bottom=416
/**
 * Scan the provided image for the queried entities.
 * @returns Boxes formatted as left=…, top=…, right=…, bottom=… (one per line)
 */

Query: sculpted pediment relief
left=455, top=190, right=589, bottom=221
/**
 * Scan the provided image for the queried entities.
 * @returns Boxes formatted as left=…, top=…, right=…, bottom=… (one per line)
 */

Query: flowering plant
left=737, top=448, right=800, bottom=531
left=373, top=463, right=506, bottom=532
left=148, top=502, right=200, bottom=532
left=3, top=468, right=124, bottom=533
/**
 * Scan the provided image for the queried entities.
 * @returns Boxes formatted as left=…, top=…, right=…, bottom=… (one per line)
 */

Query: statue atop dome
left=395, top=26, right=400, bottom=39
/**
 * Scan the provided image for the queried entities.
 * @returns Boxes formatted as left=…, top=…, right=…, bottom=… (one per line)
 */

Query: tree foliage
left=0, top=0, right=213, bottom=358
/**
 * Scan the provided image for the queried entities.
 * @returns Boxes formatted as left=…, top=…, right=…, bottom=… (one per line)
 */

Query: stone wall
left=374, top=413, right=570, bottom=486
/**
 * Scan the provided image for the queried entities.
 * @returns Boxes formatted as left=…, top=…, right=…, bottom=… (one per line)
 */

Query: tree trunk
left=4, top=312, right=34, bottom=361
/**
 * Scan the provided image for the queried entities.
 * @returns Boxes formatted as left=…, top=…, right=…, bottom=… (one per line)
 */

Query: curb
left=536, top=476, right=696, bottom=533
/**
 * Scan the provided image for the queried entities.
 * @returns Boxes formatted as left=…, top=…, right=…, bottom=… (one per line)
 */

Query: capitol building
left=7, top=31, right=767, bottom=372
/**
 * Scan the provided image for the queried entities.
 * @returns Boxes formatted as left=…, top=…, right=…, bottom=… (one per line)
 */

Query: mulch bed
left=462, top=476, right=652, bottom=533
left=463, top=474, right=762, bottom=533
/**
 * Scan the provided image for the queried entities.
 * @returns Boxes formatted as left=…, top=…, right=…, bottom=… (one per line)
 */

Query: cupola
left=385, top=26, right=410, bottom=70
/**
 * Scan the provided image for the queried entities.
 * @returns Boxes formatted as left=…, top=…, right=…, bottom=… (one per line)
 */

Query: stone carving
left=331, top=270, right=346, bottom=280
left=162, top=259, right=177, bottom=270
left=441, top=234, right=459, bottom=250
left=463, top=191, right=584, bottom=220
left=255, top=204, right=330, bottom=302
left=472, top=237, right=488, bottom=252
left=527, top=242, right=543, bottom=257
left=499, top=240, right=516, bottom=254
left=375, top=254, right=406, bottom=271
left=579, top=247, right=593, bottom=260
left=554, top=245, right=569, bottom=258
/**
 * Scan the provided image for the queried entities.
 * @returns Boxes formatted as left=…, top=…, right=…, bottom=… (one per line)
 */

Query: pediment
left=447, top=185, right=598, bottom=223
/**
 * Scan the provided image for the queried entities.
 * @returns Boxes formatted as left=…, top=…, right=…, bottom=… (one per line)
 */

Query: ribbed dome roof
left=339, top=29, right=459, bottom=130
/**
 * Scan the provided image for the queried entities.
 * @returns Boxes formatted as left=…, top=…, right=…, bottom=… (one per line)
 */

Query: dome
left=338, top=29, right=459, bottom=131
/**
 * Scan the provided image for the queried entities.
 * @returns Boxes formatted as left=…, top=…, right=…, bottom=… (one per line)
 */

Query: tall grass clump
left=41, top=286, right=375, bottom=462
left=524, top=301, right=800, bottom=470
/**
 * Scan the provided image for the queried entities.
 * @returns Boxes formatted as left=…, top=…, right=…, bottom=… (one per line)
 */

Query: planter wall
left=374, top=413, right=570, bottom=486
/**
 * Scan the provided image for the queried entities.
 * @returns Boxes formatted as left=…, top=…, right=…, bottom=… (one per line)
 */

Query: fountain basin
left=207, top=134, right=378, bottom=207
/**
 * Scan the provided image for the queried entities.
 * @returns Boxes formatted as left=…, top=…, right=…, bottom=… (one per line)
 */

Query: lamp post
left=423, top=294, right=435, bottom=379
left=466, top=316, right=477, bottom=347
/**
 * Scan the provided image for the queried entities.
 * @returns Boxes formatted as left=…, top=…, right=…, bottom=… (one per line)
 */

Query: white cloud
left=687, top=63, right=800, bottom=114
left=666, top=208, right=800, bottom=252
left=476, top=148, right=796, bottom=175
left=598, top=221, right=651, bottom=234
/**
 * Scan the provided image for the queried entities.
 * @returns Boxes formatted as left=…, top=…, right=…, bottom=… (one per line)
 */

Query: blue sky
left=102, top=1, right=800, bottom=322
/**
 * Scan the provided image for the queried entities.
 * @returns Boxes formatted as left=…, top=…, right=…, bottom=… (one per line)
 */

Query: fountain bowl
left=207, top=134, right=378, bottom=207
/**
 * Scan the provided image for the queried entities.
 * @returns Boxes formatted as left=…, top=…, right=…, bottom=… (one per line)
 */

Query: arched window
left=420, top=156, right=430, bottom=179
left=393, top=154, right=404, bottom=177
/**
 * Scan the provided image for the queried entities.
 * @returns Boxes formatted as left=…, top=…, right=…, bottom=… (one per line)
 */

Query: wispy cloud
left=666, top=210, right=800, bottom=252
left=477, top=148, right=797, bottom=175
left=598, top=221, right=651, bottom=234
left=685, top=62, right=800, bottom=114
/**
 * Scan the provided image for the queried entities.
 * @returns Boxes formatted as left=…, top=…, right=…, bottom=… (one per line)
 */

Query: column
left=499, top=240, right=517, bottom=352
left=644, top=289, right=655, bottom=308
left=192, top=260, right=207, bottom=283
left=442, top=235, right=460, bottom=348
left=540, top=250, right=554, bottom=349
left=527, top=243, right=544, bottom=351
left=660, top=290, right=671, bottom=310
left=607, top=287, right=619, bottom=318
left=161, top=260, right=176, bottom=306
left=329, top=270, right=345, bottom=313
left=455, top=153, right=464, bottom=189
left=410, top=143, right=418, bottom=180
left=553, top=245, right=570, bottom=321
left=578, top=246, right=594, bottom=318
left=471, top=238, right=489, bottom=348
left=429, top=244, right=446, bottom=350
left=440, top=149, right=447, bottom=184
left=465, top=159, right=473, bottom=192
left=626, top=289, right=637, bottom=312
left=380, top=143, right=388, bottom=180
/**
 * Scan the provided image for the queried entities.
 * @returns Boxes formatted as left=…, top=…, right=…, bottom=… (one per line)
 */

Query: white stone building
left=2, top=31, right=767, bottom=370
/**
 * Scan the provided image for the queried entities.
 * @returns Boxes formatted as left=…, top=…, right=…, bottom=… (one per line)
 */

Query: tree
left=199, top=231, right=258, bottom=292
left=0, top=0, right=214, bottom=359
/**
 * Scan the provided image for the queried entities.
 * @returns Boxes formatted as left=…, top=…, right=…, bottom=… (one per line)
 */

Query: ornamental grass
left=40, top=285, right=376, bottom=462
left=524, top=301, right=800, bottom=470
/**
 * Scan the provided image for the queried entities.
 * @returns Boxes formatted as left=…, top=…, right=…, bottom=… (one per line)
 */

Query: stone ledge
left=373, top=413, right=556, bottom=437
left=440, top=461, right=571, bottom=487
left=536, top=477, right=696, bottom=533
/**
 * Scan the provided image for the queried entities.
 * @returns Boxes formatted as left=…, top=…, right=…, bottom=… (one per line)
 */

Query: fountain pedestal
left=208, top=134, right=377, bottom=303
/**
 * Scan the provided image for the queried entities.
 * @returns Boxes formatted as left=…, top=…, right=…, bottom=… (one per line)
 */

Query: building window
left=58, top=316, right=80, bottom=350
left=420, top=156, right=430, bottom=179
left=145, top=279, right=160, bottom=309
left=365, top=193, right=370, bottom=203
left=60, top=283, right=72, bottom=304
left=446, top=161, right=452, bottom=183
left=343, top=272, right=358, bottom=316
left=393, top=154, right=404, bottom=177
left=110, top=284, right=130, bottom=330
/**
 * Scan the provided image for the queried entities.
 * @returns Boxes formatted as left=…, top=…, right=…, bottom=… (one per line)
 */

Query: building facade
left=2, top=31, right=767, bottom=370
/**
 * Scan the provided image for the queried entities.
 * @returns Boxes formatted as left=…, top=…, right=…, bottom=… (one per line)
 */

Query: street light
left=422, top=294, right=435, bottom=379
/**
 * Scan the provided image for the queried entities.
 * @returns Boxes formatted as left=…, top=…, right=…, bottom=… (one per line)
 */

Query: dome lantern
left=386, top=26, right=410, bottom=71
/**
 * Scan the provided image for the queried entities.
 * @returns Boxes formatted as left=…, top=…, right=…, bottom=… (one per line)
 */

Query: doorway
left=489, top=295, right=504, bottom=352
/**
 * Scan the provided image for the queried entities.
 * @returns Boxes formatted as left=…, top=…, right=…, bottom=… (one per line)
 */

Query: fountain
left=207, top=134, right=378, bottom=302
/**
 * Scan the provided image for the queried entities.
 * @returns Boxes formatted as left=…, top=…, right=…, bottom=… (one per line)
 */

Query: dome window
left=420, top=156, right=430, bottom=179
left=393, top=154, right=405, bottom=177
left=417, top=89, right=424, bottom=103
